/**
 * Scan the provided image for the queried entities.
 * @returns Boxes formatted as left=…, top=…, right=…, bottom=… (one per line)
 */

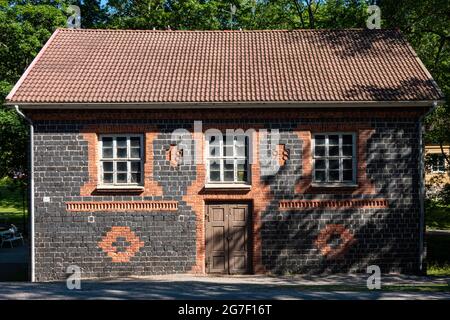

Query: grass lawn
left=252, top=284, right=450, bottom=292
left=425, top=200, right=450, bottom=276
left=426, top=232, right=450, bottom=276
left=0, top=178, right=27, bottom=228
left=426, top=202, right=450, bottom=231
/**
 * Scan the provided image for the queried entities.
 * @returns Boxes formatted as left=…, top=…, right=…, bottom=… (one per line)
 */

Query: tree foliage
left=380, top=0, right=450, bottom=165
left=0, top=0, right=449, bottom=179
left=0, top=1, right=67, bottom=179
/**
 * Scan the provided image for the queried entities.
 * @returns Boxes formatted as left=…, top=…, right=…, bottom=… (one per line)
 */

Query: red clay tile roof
left=6, top=28, right=443, bottom=105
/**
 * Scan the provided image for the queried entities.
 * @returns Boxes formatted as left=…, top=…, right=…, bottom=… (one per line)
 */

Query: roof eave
left=5, top=100, right=444, bottom=109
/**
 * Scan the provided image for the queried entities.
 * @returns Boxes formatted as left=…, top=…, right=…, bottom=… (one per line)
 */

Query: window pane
left=103, top=161, right=113, bottom=172
left=117, top=137, right=127, bottom=147
left=117, top=173, right=127, bottom=183
left=131, top=161, right=141, bottom=172
left=102, top=147, right=113, bottom=158
left=315, top=146, right=325, bottom=157
left=236, top=146, right=246, bottom=157
left=131, top=173, right=141, bottom=183
left=315, top=135, right=325, bottom=145
left=130, top=137, right=140, bottom=147
left=329, top=135, right=339, bottom=146
left=235, top=136, right=246, bottom=146
left=224, top=162, right=234, bottom=172
left=117, top=148, right=127, bottom=158
left=224, top=171, right=234, bottom=181
left=117, top=162, right=127, bottom=172
left=224, top=136, right=234, bottom=145
left=343, top=170, right=353, bottom=181
left=209, top=145, right=220, bottom=157
left=315, top=170, right=326, bottom=182
left=329, top=146, right=339, bottom=157
left=329, top=170, right=339, bottom=182
left=210, top=171, right=220, bottom=181
left=315, top=159, right=325, bottom=170
left=102, top=137, right=113, bottom=147
left=343, top=135, right=353, bottom=145
left=237, top=161, right=248, bottom=182
left=329, top=159, right=339, bottom=170
left=343, top=145, right=353, bottom=156
left=237, top=171, right=247, bottom=182
left=103, top=173, right=113, bottom=184
left=209, top=160, right=220, bottom=171
left=223, top=145, right=233, bottom=157
left=130, top=147, right=140, bottom=158
left=343, top=159, right=352, bottom=170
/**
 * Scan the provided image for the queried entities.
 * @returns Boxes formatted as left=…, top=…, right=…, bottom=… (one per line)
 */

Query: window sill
left=310, top=183, right=358, bottom=188
left=204, top=183, right=251, bottom=190
left=95, top=186, right=145, bottom=193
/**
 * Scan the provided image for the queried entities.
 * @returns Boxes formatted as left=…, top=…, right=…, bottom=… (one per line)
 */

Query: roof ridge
left=56, top=27, right=398, bottom=33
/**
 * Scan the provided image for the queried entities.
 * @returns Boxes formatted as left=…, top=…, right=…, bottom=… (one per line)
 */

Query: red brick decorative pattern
left=295, top=123, right=376, bottom=195
left=166, top=144, right=183, bottom=167
left=279, top=199, right=388, bottom=210
left=277, top=144, right=289, bottom=166
left=315, top=224, right=357, bottom=259
left=98, top=226, right=144, bottom=263
left=66, top=201, right=178, bottom=212
left=80, top=125, right=163, bottom=196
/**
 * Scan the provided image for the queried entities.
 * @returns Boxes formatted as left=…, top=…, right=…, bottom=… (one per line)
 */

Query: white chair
left=0, top=224, right=24, bottom=248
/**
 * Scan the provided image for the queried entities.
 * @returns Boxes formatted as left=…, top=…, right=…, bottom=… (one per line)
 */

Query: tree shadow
left=261, top=117, right=423, bottom=275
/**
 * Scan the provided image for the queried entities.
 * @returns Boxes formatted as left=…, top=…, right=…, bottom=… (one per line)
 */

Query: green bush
left=440, top=184, right=450, bottom=205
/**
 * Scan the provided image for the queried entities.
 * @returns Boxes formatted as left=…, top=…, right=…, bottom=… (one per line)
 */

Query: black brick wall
left=32, top=113, right=422, bottom=280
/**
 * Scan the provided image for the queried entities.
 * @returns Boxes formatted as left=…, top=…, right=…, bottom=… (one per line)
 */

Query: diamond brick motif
left=98, top=226, right=144, bottom=263
left=314, top=224, right=357, bottom=260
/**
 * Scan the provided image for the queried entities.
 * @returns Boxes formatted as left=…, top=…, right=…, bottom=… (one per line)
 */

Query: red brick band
left=279, top=199, right=388, bottom=210
left=66, top=201, right=178, bottom=212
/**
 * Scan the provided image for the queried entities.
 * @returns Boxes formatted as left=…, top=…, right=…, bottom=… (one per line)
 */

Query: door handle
left=227, top=236, right=233, bottom=241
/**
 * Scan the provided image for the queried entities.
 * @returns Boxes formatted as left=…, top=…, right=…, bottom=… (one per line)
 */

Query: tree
left=0, top=1, right=67, bottom=179
left=380, top=0, right=450, bottom=166
left=73, top=0, right=108, bottom=28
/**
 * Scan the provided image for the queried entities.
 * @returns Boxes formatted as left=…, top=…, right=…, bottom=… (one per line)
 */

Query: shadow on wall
left=260, top=121, right=420, bottom=275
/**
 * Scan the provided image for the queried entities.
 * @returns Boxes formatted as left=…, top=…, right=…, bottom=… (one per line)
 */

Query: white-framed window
left=98, top=135, right=143, bottom=186
left=429, top=153, right=446, bottom=173
left=205, top=134, right=250, bottom=183
left=312, top=133, right=356, bottom=184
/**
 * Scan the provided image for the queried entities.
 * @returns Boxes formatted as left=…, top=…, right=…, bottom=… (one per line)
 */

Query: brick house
left=5, top=29, right=444, bottom=281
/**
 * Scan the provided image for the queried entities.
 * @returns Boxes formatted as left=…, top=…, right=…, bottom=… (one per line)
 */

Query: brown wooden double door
left=205, top=203, right=251, bottom=274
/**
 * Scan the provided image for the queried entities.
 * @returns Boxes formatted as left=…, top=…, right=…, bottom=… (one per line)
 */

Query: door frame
left=205, top=201, right=253, bottom=274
